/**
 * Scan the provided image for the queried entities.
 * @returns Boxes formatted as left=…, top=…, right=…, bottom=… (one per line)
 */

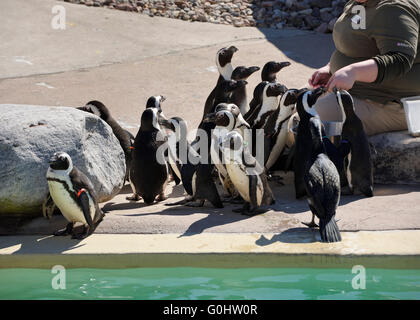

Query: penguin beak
left=203, top=112, right=217, bottom=123
left=159, top=118, right=174, bottom=131
left=278, top=61, right=291, bottom=70
left=245, top=66, right=260, bottom=77
left=48, top=154, right=59, bottom=165
left=238, top=116, right=251, bottom=129
left=227, top=46, right=238, bottom=54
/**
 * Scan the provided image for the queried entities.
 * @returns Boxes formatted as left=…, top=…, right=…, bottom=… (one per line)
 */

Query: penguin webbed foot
left=53, top=223, right=73, bottom=236
left=267, top=174, right=284, bottom=185
left=302, top=221, right=319, bottom=228
left=222, top=195, right=244, bottom=204
left=185, top=199, right=205, bottom=207
left=165, top=196, right=194, bottom=206
left=126, top=194, right=142, bottom=201
left=156, top=193, right=168, bottom=202
left=71, top=225, right=91, bottom=240
left=233, top=203, right=263, bottom=216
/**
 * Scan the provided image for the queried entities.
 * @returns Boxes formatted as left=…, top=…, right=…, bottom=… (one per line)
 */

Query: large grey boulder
left=0, top=104, right=126, bottom=215
left=369, top=131, right=420, bottom=185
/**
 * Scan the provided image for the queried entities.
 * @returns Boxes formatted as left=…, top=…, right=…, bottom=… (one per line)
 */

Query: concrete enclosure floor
left=1, top=0, right=420, bottom=237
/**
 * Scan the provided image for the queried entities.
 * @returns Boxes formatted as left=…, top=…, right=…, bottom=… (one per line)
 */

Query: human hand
left=309, top=64, right=331, bottom=88
left=326, top=66, right=357, bottom=92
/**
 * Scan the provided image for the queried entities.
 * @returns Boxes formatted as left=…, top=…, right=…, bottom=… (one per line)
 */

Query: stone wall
left=63, top=0, right=347, bottom=32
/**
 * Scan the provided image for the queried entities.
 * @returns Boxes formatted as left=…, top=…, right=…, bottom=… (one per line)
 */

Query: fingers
left=308, top=71, right=318, bottom=87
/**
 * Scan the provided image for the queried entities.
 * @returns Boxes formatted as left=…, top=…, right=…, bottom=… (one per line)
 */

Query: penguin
left=244, top=82, right=287, bottom=162
left=246, top=81, right=268, bottom=121
left=221, top=130, right=275, bottom=215
left=46, top=152, right=104, bottom=239
left=303, top=117, right=342, bottom=243
left=203, top=46, right=239, bottom=118
left=245, top=61, right=291, bottom=118
left=77, top=100, right=133, bottom=180
left=335, top=89, right=374, bottom=197
left=129, top=108, right=168, bottom=204
left=203, top=103, right=250, bottom=201
left=146, top=95, right=166, bottom=117
left=196, top=79, right=247, bottom=152
left=293, top=87, right=325, bottom=199
left=261, top=61, right=291, bottom=83
left=263, top=89, right=300, bottom=172
left=246, top=82, right=287, bottom=129
left=163, top=117, right=223, bottom=208
left=230, top=66, right=260, bottom=115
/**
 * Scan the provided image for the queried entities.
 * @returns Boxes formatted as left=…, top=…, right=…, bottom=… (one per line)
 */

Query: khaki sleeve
left=370, top=4, right=418, bottom=58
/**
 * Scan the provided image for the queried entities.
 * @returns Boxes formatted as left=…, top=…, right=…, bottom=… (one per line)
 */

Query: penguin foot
left=268, top=175, right=284, bottom=185
left=165, top=196, right=194, bottom=206
left=53, top=223, right=73, bottom=236
left=341, top=186, right=354, bottom=196
left=71, top=226, right=90, bottom=239
left=126, top=194, right=141, bottom=201
left=302, top=221, right=319, bottom=228
left=156, top=193, right=167, bottom=202
left=186, top=200, right=205, bottom=207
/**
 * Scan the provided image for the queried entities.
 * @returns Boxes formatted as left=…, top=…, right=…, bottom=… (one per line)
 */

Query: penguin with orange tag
left=46, top=152, right=104, bottom=239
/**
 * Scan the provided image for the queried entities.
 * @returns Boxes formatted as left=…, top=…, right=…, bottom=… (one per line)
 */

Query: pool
left=0, top=267, right=419, bottom=300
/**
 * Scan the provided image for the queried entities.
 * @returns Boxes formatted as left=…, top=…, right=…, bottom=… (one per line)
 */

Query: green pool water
left=0, top=267, right=419, bottom=300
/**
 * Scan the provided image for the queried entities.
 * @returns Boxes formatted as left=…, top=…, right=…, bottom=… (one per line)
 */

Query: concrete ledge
left=1, top=231, right=420, bottom=269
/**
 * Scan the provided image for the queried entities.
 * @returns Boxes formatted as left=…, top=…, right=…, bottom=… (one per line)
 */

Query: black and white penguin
left=221, top=130, right=275, bottom=215
left=129, top=108, right=168, bottom=204
left=164, top=117, right=223, bottom=208
left=46, top=152, right=104, bottom=239
left=230, top=66, right=260, bottom=115
left=293, top=87, right=325, bottom=199
left=203, top=46, right=239, bottom=118
left=244, top=61, right=290, bottom=118
left=246, top=82, right=287, bottom=129
left=335, top=89, right=373, bottom=197
left=304, top=117, right=342, bottom=243
left=78, top=100, right=133, bottom=179
left=261, top=61, right=291, bottom=82
left=203, top=103, right=250, bottom=200
left=263, top=89, right=300, bottom=171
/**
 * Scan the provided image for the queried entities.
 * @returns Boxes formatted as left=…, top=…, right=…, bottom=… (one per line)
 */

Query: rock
left=320, top=11, right=334, bottom=23
left=310, top=0, right=332, bottom=7
left=285, top=0, right=296, bottom=8
left=298, top=9, right=313, bottom=15
left=315, top=22, right=328, bottom=33
left=369, top=131, right=420, bottom=185
left=0, top=104, right=126, bottom=215
left=328, top=17, right=337, bottom=31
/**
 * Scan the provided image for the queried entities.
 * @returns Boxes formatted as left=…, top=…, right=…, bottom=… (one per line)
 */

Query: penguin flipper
left=77, top=189, right=94, bottom=228
left=169, top=165, right=181, bottom=185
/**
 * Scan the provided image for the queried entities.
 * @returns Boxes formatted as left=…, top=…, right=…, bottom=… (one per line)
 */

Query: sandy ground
left=1, top=0, right=419, bottom=236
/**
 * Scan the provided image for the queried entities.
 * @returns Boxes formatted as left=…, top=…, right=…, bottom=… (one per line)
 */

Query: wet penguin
left=203, top=46, right=239, bottom=118
left=303, top=117, right=342, bottom=243
left=129, top=108, right=168, bottom=204
left=263, top=89, right=300, bottom=172
left=164, top=117, right=223, bottom=208
left=221, top=130, right=275, bottom=215
left=45, top=152, right=104, bottom=239
left=261, top=61, right=291, bottom=83
left=293, top=87, right=325, bottom=199
left=78, top=100, right=133, bottom=178
left=204, top=103, right=250, bottom=200
left=335, top=89, right=373, bottom=197
left=230, top=66, right=260, bottom=115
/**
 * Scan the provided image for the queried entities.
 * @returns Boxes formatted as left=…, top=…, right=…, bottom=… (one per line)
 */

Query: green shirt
left=330, top=0, right=420, bottom=104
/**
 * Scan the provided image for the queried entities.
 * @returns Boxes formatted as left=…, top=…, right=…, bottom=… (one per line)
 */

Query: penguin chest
left=210, top=138, right=227, bottom=177
left=226, top=163, right=263, bottom=205
left=48, top=180, right=94, bottom=224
